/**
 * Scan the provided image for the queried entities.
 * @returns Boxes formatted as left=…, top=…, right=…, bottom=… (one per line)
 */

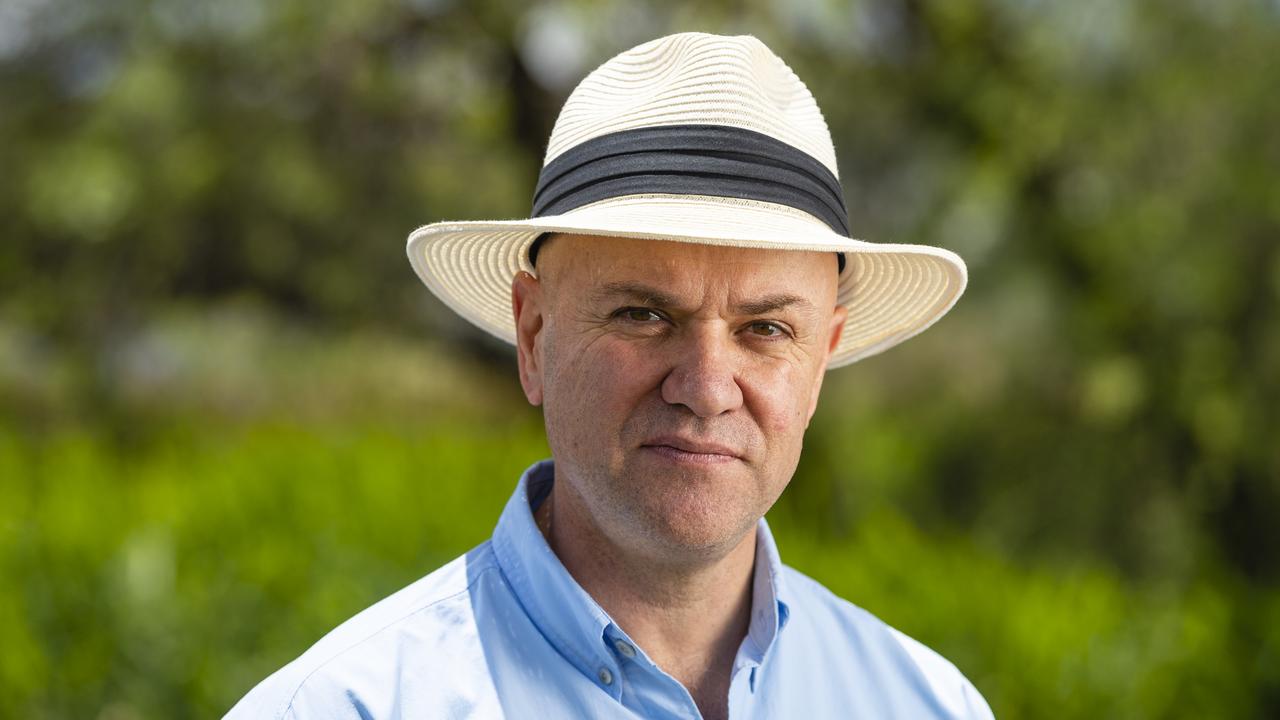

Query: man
left=227, top=32, right=993, bottom=719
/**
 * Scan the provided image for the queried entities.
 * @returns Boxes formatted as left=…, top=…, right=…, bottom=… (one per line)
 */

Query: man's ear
left=512, top=271, right=546, bottom=406
left=805, top=304, right=847, bottom=425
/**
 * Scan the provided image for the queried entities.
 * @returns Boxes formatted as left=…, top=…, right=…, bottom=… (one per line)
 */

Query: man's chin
left=589, top=459, right=766, bottom=560
left=627, top=494, right=760, bottom=561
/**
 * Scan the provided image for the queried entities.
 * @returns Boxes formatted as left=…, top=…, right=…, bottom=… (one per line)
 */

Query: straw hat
left=406, top=32, right=966, bottom=368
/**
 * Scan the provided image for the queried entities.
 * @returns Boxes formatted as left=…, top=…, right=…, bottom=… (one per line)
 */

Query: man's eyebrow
left=592, top=282, right=682, bottom=308
left=592, top=282, right=815, bottom=316
left=735, top=293, right=815, bottom=316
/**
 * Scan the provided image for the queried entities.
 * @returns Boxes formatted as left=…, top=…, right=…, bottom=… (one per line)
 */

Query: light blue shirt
left=227, top=460, right=994, bottom=719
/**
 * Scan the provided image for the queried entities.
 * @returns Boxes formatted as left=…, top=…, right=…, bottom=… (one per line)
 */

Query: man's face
left=512, top=234, right=846, bottom=563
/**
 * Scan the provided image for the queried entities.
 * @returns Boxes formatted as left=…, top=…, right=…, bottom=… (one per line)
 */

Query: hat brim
left=406, top=194, right=966, bottom=368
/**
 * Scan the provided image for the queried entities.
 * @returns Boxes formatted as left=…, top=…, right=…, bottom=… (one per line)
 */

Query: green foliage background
left=1, top=0, right=1278, bottom=717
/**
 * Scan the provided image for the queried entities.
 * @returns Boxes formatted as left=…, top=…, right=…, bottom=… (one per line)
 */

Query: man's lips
left=640, top=436, right=742, bottom=464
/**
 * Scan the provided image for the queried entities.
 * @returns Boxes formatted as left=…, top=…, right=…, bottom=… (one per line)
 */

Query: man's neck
left=535, top=484, right=757, bottom=720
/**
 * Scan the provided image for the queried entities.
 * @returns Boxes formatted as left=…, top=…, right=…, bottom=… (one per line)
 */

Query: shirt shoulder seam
left=280, top=549, right=501, bottom=715
left=780, top=565, right=983, bottom=715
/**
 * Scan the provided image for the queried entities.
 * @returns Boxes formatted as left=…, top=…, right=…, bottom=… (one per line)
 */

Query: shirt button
left=598, top=667, right=614, bottom=686
left=613, top=640, right=637, bottom=658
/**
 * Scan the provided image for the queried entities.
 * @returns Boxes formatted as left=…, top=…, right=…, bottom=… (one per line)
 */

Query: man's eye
left=747, top=322, right=787, bottom=338
left=617, top=308, right=662, bottom=323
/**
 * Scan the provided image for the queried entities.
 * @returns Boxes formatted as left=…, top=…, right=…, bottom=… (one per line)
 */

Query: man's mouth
left=640, top=436, right=742, bottom=464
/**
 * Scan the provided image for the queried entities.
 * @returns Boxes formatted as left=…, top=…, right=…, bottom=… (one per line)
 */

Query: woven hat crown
left=543, top=33, right=840, bottom=179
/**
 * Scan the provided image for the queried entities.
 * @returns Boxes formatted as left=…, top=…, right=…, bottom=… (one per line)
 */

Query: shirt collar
left=745, top=503, right=791, bottom=661
left=490, top=459, right=791, bottom=683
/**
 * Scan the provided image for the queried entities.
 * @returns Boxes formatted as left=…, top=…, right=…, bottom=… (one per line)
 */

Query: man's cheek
left=593, top=341, right=662, bottom=388
left=759, top=381, right=814, bottom=445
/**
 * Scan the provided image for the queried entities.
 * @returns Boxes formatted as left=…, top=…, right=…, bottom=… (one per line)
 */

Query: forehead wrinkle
left=545, top=235, right=838, bottom=317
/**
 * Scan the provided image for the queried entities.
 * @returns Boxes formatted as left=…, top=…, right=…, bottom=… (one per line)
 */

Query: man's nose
left=660, top=325, right=744, bottom=418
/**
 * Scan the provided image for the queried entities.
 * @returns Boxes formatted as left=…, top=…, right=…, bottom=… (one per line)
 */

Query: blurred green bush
left=2, top=413, right=1272, bottom=718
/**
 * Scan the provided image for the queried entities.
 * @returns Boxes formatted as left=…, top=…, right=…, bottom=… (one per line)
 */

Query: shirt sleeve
left=887, top=626, right=996, bottom=720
